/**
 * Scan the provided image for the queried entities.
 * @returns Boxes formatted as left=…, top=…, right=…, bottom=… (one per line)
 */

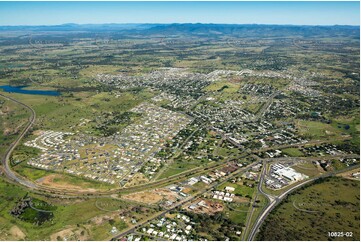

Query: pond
left=0, top=85, right=61, bottom=96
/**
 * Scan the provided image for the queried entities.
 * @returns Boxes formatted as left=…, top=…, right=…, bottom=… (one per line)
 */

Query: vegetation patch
left=205, top=81, right=240, bottom=93
left=281, top=148, right=305, bottom=157
left=296, top=120, right=342, bottom=140
left=10, top=196, right=56, bottom=225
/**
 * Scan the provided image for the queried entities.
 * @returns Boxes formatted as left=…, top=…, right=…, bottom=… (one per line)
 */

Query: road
left=241, top=160, right=276, bottom=240
left=241, top=163, right=265, bottom=240
left=266, top=154, right=360, bottom=162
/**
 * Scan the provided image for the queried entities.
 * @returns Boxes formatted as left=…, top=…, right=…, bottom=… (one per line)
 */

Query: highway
left=0, top=93, right=37, bottom=189
left=241, top=160, right=275, bottom=240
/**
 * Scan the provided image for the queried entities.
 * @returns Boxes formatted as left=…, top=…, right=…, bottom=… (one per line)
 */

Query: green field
left=217, top=181, right=255, bottom=197
left=225, top=202, right=250, bottom=225
left=0, top=95, right=30, bottom=158
left=331, top=113, right=360, bottom=149
left=296, top=120, right=342, bottom=140
left=244, top=102, right=264, bottom=114
left=293, top=162, right=323, bottom=177
left=204, top=81, right=241, bottom=93
left=1, top=88, right=154, bottom=134
left=157, top=160, right=199, bottom=179
left=281, top=148, right=305, bottom=157
left=227, top=209, right=248, bottom=224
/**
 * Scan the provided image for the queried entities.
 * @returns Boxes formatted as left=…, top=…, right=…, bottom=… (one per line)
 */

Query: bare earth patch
left=50, top=226, right=89, bottom=241
left=123, top=190, right=163, bottom=204
left=9, top=225, right=26, bottom=240
left=124, top=172, right=149, bottom=187
left=182, top=187, right=192, bottom=194
left=337, top=168, right=360, bottom=180
left=32, top=130, right=45, bottom=136
left=90, top=212, right=119, bottom=225
left=122, top=188, right=180, bottom=204
left=36, top=174, right=96, bottom=192
left=234, top=196, right=251, bottom=203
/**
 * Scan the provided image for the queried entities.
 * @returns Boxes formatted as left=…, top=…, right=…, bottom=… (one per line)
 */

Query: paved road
left=266, top=154, right=360, bottom=162
left=253, top=91, right=279, bottom=121
left=241, top=163, right=265, bottom=240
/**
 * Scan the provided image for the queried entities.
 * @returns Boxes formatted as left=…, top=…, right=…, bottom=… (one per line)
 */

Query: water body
left=0, top=85, right=61, bottom=96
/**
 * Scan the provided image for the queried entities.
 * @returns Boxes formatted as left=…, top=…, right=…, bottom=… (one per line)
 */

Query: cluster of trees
left=11, top=196, right=55, bottom=226
left=94, top=111, right=142, bottom=136
left=336, top=141, right=360, bottom=154
left=181, top=210, right=243, bottom=241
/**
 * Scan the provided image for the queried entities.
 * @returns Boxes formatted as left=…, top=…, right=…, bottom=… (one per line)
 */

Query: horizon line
left=0, top=22, right=360, bottom=27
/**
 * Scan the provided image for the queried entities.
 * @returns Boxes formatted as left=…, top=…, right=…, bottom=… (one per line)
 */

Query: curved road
left=0, top=93, right=37, bottom=189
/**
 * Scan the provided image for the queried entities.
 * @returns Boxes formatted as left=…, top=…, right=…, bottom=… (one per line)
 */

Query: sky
left=0, top=1, right=359, bottom=26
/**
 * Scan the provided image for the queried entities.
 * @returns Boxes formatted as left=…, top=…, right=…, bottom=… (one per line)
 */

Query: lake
left=0, top=85, right=61, bottom=96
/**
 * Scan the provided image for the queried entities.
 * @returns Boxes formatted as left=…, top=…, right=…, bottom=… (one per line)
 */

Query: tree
left=109, top=219, right=115, bottom=225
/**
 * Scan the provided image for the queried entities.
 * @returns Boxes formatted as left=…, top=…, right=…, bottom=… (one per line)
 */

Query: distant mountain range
left=142, top=23, right=360, bottom=37
left=0, top=23, right=359, bottom=38
left=0, top=23, right=158, bottom=31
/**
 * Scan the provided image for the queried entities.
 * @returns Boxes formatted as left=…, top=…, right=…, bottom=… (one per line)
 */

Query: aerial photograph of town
left=0, top=1, right=359, bottom=241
